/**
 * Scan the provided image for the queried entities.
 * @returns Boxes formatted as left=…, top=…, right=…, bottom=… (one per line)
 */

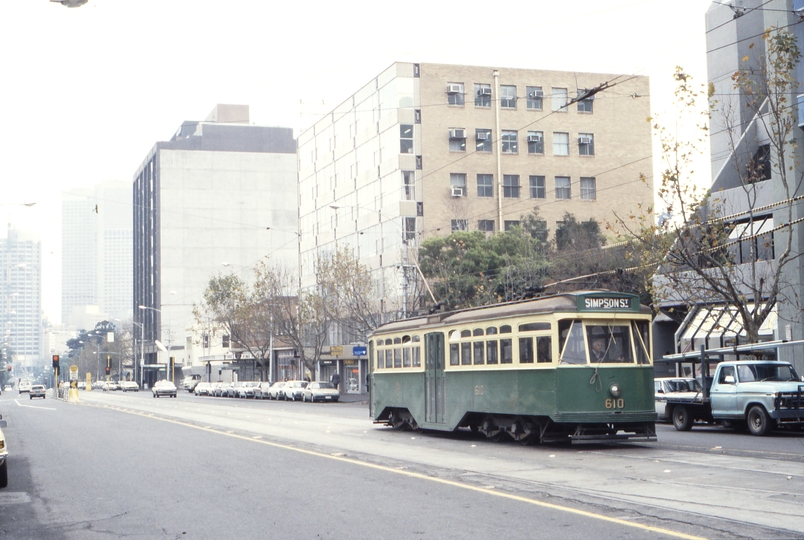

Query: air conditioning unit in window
left=447, top=84, right=462, bottom=94
left=451, top=186, right=464, bottom=197
left=529, top=90, right=543, bottom=98
left=476, top=131, right=490, bottom=141
left=526, top=134, right=542, bottom=143
left=449, top=129, right=466, bottom=139
left=578, top=136, right=592, bottom=144
left=477, top=88, right=492, bottom=96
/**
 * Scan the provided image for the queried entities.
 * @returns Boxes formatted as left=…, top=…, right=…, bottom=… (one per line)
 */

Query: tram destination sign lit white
left=577, top=294, right=639, bottom=312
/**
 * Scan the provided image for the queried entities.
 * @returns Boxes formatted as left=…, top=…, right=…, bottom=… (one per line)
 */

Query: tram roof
left=372, top=291, right=650, bottom=336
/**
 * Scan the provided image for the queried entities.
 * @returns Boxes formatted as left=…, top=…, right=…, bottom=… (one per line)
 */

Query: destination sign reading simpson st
left=576, top=294, right=639, bottom=312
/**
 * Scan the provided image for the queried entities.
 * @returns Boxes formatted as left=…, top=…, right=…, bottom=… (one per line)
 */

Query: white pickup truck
left=662, top=360, right=804, bottom=436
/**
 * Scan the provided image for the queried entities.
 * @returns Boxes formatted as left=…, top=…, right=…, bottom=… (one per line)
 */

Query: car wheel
left=747, top=405, right=771, bottom=436
left=671, top=405, right=693, bottom=431
left=0, top=460, right=7, bottom=489
left=310, top=396, right=315, bottom=403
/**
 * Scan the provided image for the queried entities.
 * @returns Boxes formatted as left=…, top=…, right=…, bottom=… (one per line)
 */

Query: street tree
left=616, top=29, right=804, bottom=342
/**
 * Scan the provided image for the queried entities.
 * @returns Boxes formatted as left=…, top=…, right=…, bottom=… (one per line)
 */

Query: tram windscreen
left=587, top=325, right=633, bottom=363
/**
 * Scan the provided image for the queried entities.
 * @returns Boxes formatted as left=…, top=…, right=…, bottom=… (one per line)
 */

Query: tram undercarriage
left=377, top=408, right=656, bottom=444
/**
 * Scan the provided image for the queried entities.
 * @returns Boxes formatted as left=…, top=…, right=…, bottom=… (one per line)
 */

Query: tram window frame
left=519, top=322, right=551, bottom=332
left=450, top=343, right=460, bottom=366
left=558, top=320, right=587, bottom=365
left=486, top=327, right=498, bottom=335
left=519, top=337, right=535, bottom=363
left=487, top=340, right=499, bottom=364
left=461, top=329, right=471, bottom=338
left=500, top=325, right=512, bottom=334
left=412, top=346, right=421, bottom=367
left=385, top=349, right=393, bottom=368
left=473, top=341, right=485, bottom=364
left=394, top=348, right=402, bottom=368
left=501, top=338, right=513, bottom=364
left=586, top=325, right=633, bottom=363
left=473, top=328, right=484, bottom=336
left=461, top=342, right=472, bottom=365
left=403, top=347, right=411, bottom=367
left=633, top=321, right=651, bottom=365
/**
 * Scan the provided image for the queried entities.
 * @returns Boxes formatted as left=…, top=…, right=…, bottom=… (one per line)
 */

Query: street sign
left=330, top=345, right=343, bottom=357
left=353, top=346, right=367, bottom=356
left=69, top=364, right=78, bottom=381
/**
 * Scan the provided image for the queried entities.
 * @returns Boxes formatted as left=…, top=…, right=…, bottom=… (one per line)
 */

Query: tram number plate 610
left=605, top=398, right=625, bottom=409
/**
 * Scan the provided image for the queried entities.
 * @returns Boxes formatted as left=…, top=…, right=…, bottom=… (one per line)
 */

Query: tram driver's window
left=536, top=336, right=552, bottom=363
left=519, top=337, right=534, bottom=363
left=558, top=320, right=587, bottom=364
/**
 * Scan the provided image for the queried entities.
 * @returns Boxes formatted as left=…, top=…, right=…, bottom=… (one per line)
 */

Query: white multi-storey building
left=1, top=227, right=42, bottom=368
left=133, top=105, right=298, bottom=386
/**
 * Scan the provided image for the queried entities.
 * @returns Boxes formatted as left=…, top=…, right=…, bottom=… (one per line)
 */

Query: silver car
left=302, top=381, right=340, bottom=403
left=283, top=380, right=307, bottom=401
left=152, top=380, right=177, bottom=398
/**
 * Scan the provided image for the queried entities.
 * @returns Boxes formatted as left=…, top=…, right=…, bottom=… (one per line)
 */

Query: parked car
left=29, top=384, right=46, bottom=399
left=302, top=381, right=340, bottom=403
left=254, top=382, right=272, bottom=400
left=18, top=380, right=32, bottom=394
left=267, top=381, right=286, bottom=400
left=194, top=382, right=212, bottom=396
left=283, top=380, right=307, bottom=401
left=212, top=382, right=226, bottom=397
left=152, top=380, right=177, bottom=398
left=181, top=376, right=201, bottom=392
left=0, top=414, right=8, bottom=488
left=2, top=385, right=10, bottom=392
left=654, top=377, right=702, bottom=422
left=220, top=382, right=237, bottom=398
left=236, top=381, right=260, bottom=399
left=120, top=381, right=139, bottom=392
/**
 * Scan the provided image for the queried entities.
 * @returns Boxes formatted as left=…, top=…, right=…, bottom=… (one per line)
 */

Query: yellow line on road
left=93, top=403, right=706, bottom=540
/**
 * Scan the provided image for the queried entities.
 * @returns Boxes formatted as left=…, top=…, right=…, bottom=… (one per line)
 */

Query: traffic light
left=105, top=366, right=110, bottom=375
left=52, top=355, right=60, bottom=370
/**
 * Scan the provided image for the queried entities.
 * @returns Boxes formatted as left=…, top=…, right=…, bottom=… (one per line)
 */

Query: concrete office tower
left=297, top=62, right=653, bottom=318
left=1, top=227, right=42, bottom=368
left=62, top=180, right=133, bottom=328
left=133, top=104, right=298, bottom=384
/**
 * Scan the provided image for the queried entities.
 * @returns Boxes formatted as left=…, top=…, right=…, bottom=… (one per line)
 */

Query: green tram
left=368, top=291, right=657, bottom=444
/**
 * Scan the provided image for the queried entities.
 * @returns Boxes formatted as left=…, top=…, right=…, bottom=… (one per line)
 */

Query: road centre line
left=89, top=402, right=705, bottom=540
left=13, top=399, right=57, bottom=411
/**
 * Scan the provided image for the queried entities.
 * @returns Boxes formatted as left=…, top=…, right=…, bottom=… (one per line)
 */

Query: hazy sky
left=0, top=0, right=714, bottom=324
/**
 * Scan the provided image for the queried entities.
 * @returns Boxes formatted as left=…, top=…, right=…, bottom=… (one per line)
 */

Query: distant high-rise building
left=133, top=104, right=298, bottom=386
left=62, top=180, right=132, bottom=328
left=1, top=227, right=42, bottom=368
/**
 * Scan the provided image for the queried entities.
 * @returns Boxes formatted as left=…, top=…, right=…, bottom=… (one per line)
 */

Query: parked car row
left=194, top=380, right=340, bottom=402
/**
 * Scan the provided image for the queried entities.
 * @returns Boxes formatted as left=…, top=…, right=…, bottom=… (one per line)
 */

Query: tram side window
left=537, top=336, right=552, bottom=363
left=450, top=344, right=460, bottom=366
left=519, top=322, right=551, bottom=331
left=461, top=342, right=472, bottom=365
left=519, top=337, right=534, bottom=363
left=559, top=320, right=587, bottom=364
left=633, top=321, right=651, bottom=364
left=385, top=349, right=393, bottom=368
left=473, top=341, right=485, bottom=364
left=377, top=350, right=383, bottom=369
left=394, top=348, right=402, bottom=368
left=412, top=346, right=421, bottom=367
left=501, top=338, right=513, bottom=364
left=487, top=340, right=498, bottom=364
left=403, top=348, right=411, bottom=367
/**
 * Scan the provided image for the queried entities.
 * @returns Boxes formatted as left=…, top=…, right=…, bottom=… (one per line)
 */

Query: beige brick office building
left=297, top=62, right=653, bottom=316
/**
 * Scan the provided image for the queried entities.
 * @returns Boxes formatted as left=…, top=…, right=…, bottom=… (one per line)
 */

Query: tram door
left=425, top=332, right=445, bottom=424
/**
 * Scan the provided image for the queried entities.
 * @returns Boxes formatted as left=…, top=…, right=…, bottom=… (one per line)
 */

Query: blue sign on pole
left=353, top=346, right=367, bottom=357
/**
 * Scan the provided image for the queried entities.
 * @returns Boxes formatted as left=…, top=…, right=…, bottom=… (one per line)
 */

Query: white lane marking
left=13, top=399, right=57, bottom=411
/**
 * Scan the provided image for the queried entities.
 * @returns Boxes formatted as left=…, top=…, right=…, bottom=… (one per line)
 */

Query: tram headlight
left=609, top=383, right=622, bottom=398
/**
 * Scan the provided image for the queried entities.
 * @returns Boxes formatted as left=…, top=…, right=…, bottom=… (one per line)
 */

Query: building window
left=400, top=124, right=414, bottom=154
left=555, top=176, right=571, bottom=199
left=553, top=132, right=569, bottom=156
left=402, top=171, right=415, bottom=200
left=475, top=83, right=491, bottom=107
left=578, top=133, right=594, bottom=155
left=526, top=86, right=543, bottom=110
left=527, top=131, right=544, bottom=154
left=478, top=219, right=494, bottom=232
left=580, top=177, right=596, bottom=200
left=502, top=130, right=518, bottom=154
left=503, top=175, right=520, bottom=198
left=504, top=220, right=521, bottom=231
left=450, top=173, right=467, bottom=197
left=447, top=82, right=465, bottom=106
left=529, top=175, right=546, bottom=199
left=404, top=217, right=417, bottom=242
left=475, top=129, right=492, bottom=153
left=451, top=219, right=468, bottom=232
left=577, top=89, right=594, bottom=113
left=552, top=87, right=568, bottom=112
left=477, top=174, right=494, bottom=198
left=500, top=85, right=517, bottom=109
left=449, top=128, right=466, bottom=152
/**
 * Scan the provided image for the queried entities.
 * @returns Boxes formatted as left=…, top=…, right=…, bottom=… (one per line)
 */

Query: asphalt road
left=0, top=389, right=802, bottom=539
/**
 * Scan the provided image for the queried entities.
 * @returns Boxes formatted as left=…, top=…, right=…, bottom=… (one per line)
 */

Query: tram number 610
left=605, top=398, right=625, bottom=409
